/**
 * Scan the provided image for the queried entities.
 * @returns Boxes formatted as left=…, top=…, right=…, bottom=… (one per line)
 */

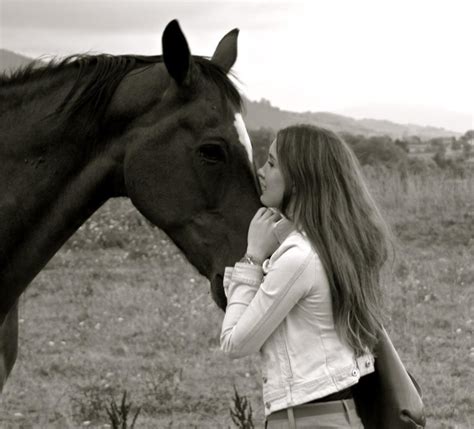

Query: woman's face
left=257, top=139, right=286, bottom=209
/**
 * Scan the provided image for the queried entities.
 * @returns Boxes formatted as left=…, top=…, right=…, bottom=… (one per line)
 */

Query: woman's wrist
left=240, top=252, right=264, bottom=266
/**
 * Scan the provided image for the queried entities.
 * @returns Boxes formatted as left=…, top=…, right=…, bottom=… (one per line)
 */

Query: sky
left=1, top=0, right=473, bottom=132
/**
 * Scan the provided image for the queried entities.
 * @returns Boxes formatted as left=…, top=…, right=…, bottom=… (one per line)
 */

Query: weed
left=71, top=384, right=111, bottom=423
left=105, top=390, right=141, bottom=429
left=230, top=385, right=254, bottom=429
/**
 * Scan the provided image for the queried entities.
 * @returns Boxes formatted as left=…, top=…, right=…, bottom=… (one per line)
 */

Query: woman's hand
left=246, top=208, right=281, bottom=263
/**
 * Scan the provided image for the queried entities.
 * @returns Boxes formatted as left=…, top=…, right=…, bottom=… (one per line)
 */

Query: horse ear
left=211, top=28, right=239, bottom=73
left=162, top=19, right=192, bottom=86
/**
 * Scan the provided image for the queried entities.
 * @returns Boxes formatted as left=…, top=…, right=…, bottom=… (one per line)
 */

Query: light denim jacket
left=220, top=217, right=375, bottom=416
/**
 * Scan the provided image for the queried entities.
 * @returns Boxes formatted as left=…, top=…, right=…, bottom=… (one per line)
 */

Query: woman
left=220, top=124, right=392, bottom=428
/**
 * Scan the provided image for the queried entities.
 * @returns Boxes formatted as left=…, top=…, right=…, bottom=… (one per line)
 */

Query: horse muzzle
left=210, top=273, right=227, bottom=311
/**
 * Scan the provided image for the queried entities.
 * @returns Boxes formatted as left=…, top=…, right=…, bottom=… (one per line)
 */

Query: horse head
left=119, top=21, right=261, bottom=309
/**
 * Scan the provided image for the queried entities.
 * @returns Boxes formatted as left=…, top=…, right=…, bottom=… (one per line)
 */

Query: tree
left=432, top=144, right=448, bottom=168
left=248, top=127, right=275, bottom=167
left=394, top=139, right=409, bottom=153
left=451, top=139, right=462, bottom=151
left=459, top=130, right=473, bottom=159
left=429, top=137, right=446, bottom=153
left=461, top=130, right=474, bottom=142
left=347, top=135, right=408, bottom=168
left=462, top=140, right=472, bottom=158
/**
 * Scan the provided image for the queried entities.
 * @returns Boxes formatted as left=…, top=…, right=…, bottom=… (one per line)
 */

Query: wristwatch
left=239, top=253, right=263, bottom=266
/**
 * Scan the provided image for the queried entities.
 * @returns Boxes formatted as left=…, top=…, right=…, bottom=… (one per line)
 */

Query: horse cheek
left=123, top=142, right=200, bottom=228
left=123, top=147, right=167, bottom=226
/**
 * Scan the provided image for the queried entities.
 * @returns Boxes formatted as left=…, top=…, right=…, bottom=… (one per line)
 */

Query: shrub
left=106, top=390, right=141, bottom=429
left=230, top=385, right=254, bottom=429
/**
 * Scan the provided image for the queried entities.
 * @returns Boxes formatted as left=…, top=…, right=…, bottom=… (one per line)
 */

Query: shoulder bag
left=352, top=327, right=426, bottom=428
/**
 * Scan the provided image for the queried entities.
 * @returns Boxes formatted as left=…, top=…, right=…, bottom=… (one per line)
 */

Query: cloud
left=3, top=1, right=189, bottom=32
left=2, top=1, right=289, bottom=33
left=1, top=0, right=294, bottom=58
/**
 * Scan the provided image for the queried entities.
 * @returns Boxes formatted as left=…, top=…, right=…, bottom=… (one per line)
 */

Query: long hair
left=276, top=124, right=391, bottom=356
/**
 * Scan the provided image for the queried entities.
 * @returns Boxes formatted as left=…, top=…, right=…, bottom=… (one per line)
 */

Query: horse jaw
left=211, top=274, right=226, bottom=311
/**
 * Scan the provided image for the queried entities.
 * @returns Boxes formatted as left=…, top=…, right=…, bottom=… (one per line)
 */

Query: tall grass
left=364, top=167, right=473, bottom=218
left=363, top=168, right=473, bottom=248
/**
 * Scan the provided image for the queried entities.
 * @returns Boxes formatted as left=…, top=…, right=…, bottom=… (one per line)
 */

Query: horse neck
left=0, top=68, right=127, bottom=314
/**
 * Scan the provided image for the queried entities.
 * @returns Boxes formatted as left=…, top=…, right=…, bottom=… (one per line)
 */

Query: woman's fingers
left=268, top=208, right=282, bottom=221
left=266, top=208, right=281, bottom=219
left=253, top=207, right=281, bottom=224
left=261, top=210, right=275, bottom=221
left=254, top=207, right=268, bottom=218
left=253, top=207, right=270, bottom=220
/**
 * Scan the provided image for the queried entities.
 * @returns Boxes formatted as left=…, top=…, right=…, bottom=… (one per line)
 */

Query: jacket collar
left=273, top=215, right=295, bottom=244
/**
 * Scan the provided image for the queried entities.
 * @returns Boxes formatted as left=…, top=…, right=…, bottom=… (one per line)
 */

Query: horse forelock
left=194, top=58, right=243, bottom=112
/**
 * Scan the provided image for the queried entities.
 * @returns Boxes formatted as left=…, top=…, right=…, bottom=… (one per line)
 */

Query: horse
left=0, top=20, right=261, bottom=391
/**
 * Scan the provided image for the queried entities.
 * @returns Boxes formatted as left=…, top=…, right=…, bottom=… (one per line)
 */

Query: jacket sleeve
left=220, top=244, right=314, bottom=359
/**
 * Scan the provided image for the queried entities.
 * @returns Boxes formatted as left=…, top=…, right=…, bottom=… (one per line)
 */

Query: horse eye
left=198, top=143, right=226, bottom=164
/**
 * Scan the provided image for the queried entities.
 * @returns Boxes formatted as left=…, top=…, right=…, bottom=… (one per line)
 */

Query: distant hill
left=0, top=49, right=460, bottom=140
left=243, top=98, right=460, bottom=140
left=0, top=49, right=40, bottom=73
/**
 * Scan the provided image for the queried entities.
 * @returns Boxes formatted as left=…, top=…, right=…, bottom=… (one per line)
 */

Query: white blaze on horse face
left=233, top=113, right=253, bottom=164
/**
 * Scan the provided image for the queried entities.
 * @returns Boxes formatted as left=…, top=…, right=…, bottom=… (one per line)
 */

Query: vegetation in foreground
left=0, top=170, right=472, bottom=428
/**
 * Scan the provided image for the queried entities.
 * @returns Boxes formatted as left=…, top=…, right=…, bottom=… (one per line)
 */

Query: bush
left=347, top=135, right=408, bottom=168
left=407, top=157, right=438, bottom=175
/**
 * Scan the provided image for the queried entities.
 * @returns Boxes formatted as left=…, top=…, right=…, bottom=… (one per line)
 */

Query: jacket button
left=365, top=360, right=371, bottom=368
left=351, top=368, right=359, bottom=377
left=262, top=376, right=268, bottom=384
left=265, top=402, right=271, bottom=409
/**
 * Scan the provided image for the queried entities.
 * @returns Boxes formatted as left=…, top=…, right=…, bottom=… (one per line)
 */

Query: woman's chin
left=260, top=196, right=273, bottom=208
left=260, top=196, right=280, bottom=211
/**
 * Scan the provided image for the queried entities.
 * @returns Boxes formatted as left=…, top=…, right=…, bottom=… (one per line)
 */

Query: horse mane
left=0, top=53, right=243, bottom=124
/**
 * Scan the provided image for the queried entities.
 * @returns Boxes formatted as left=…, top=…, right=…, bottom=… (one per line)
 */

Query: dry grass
left=0, top=170, right=473, bottom=428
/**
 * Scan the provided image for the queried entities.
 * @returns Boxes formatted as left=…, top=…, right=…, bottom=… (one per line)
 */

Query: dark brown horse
left=0, top=20, right=261, bottom=390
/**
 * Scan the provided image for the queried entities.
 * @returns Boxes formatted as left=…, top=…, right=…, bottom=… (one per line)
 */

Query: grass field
left=0, top=170, right=473, bottom=428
